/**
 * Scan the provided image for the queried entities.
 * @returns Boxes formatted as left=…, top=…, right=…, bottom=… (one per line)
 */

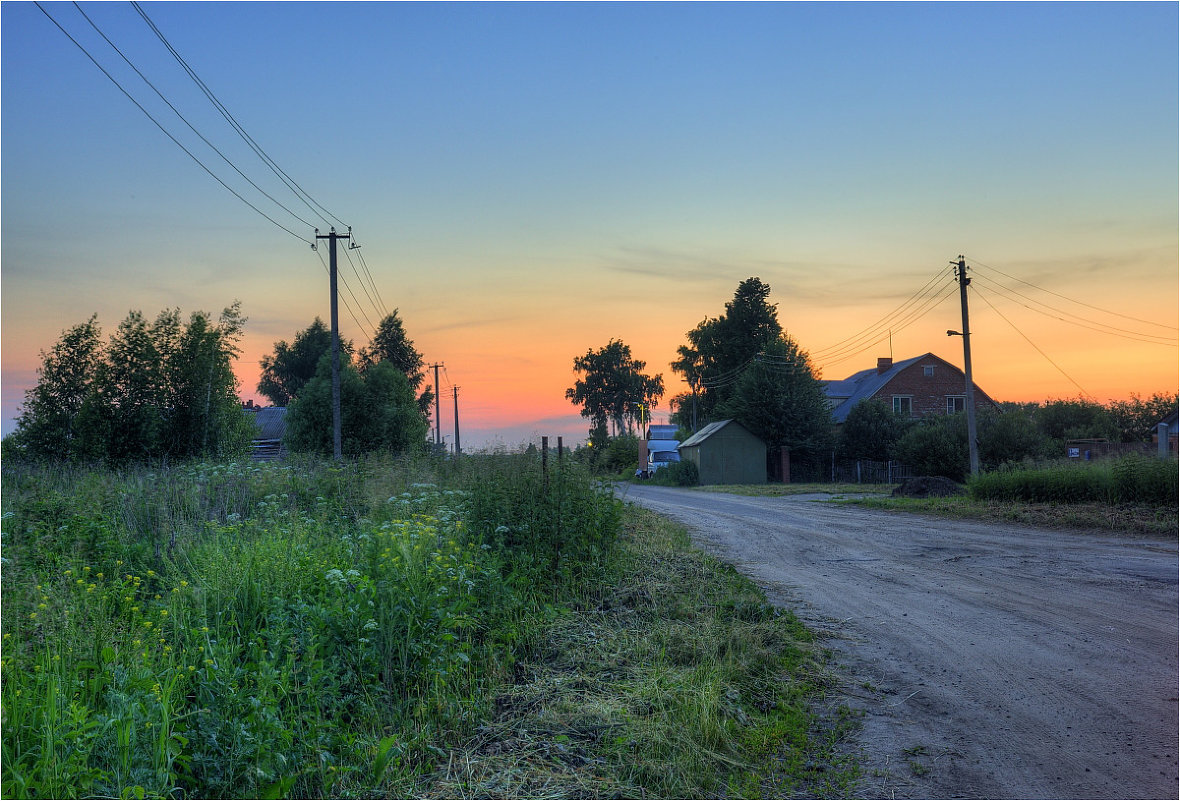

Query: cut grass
left=694, top=483, right=893, bottom=498
left=421, top=506, right=858, bottom=799
left=840, top=495, right=1177, bottom=538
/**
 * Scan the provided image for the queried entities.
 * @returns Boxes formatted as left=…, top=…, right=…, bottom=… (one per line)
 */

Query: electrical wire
left=816, top=282, right=959, bottom=370
left=314, top=245, right=375, bottom=343
left=341, top=240, right=388, bottom=325
left=809, top=266, right=952, bottom=360
left=71, top=2, right=319, bottom=232
left=972, top=273, right=1178, bottom=346
left=965, top=255, right=1178, bottom=332
left=131, top=0, right=349, bottom=232
left=971, top=283, right=1095, bottom=400
left=35, top=1, right=314, bottom=245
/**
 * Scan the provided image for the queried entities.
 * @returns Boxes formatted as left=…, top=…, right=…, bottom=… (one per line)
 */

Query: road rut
left=622, top=485, right=1178, bottom=799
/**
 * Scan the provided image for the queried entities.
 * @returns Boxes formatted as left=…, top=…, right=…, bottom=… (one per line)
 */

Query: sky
left=3, top=1, right=1177, bottom=450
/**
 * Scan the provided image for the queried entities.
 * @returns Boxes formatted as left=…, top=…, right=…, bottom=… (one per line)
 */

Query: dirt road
left=622, top=485, right=1178, bottom=799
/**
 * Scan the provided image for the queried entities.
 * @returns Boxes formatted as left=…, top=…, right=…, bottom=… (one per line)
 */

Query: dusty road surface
left=622, top=485, right=1178, bottom=799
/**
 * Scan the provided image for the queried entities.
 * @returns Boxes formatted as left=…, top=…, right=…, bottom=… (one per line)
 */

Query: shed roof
left=678, top=419, right=761, bottom=449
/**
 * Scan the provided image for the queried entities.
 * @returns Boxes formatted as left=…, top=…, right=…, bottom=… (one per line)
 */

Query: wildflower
left=37, top=603, right=47, bottom=609
left=133, top=639, right=142, bottom=646
left=83, top=566, right=91, bottom=573
left=204, top=658, right=214, bottom=666
left=76, top=579, right=84, bottom=585
left=200, top=626, right=210, bottom=633
left=116, top=560, right=123, bottom=566
left=146, top=570, right=155, bottom=577
left=143, top=621, right=153, bottom=629
left=96, top=573, right=103, bottom=580
left=179, top=580, right=188, bottom=588
left=28, top=612, right=37, bottom=620
left=159, top=609, right=168, bottom=617
left=87, top=585, right=96, bottom=593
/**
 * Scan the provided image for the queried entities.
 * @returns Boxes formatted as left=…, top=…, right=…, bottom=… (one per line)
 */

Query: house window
left=893, top=396, right=913, bottom=416
left=923, top=365, right=935, bottom=377
left=947, top=396, right=966, bottom=414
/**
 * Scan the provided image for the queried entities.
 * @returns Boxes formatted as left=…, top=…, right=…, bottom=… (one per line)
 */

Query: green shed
left=678, top=420, right=766, bottom=485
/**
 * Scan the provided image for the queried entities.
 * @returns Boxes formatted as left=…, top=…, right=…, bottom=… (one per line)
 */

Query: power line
left=971, top=283, right=1095, bottom=400
left=70, top=2, right=319, bottom=232
left=809, top=266, right=952, bottom=360
left=972, top=273, right=1178, bottom=346
left=35, top=1, right=314, bottom=245
left=130, top=0, right=349, bottom=232
left=965, top=255, right=1178, bottom=332
left=314, top=245, right=374, bottom=342
left=817, top=282, right=959, bottom=369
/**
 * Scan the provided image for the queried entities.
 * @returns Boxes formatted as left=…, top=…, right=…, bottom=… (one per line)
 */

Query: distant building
left=823, top=353, right=998, bottom=424
left=678, top=419, right=766, bottom=485
left=243, top=404, right=287, bottom=461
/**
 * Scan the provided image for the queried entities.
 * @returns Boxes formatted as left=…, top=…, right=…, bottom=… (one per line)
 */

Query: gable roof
left=823, top=354, right=930, bottom=422
left=679, top=419, right=763, bottom=449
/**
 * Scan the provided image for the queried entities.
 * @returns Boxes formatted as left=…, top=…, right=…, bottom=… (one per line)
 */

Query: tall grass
left=1, top=453, right=620, bottom=798
left=969, top=455, right=1179, bottom=506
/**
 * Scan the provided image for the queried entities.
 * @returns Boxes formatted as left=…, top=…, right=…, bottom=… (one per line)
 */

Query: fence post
left=542, top=436, right=549, bottom=487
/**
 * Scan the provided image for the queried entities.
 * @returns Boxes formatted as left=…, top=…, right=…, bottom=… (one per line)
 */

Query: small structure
left=678, top=419, right=766, bottom=485
left=824, top=353, right=998, bottom=423
left=244, top=405, right=287, bottom=461
left=1155, top=411, right=1179, bottom=458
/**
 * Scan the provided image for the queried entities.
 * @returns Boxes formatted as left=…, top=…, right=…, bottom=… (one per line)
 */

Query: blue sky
left=3, top=2, right=1177, bottom=447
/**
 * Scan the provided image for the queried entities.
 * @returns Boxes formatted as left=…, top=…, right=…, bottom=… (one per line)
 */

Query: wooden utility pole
left=950, top=256, right=980, bottom=477
left=452, top=385, right=461, bottom=456
left=316, top=227, right=350, bottom=461
left=428, top=362, right=444, bottom=448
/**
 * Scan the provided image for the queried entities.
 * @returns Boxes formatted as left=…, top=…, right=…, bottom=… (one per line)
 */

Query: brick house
left=824, top=353, right=998, bottom=423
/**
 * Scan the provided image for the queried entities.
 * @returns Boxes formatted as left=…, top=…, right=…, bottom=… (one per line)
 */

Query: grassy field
left=1, top=455, right=849, bottom=799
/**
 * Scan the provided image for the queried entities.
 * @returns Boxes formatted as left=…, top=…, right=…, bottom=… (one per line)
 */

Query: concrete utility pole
left=948, top=255, right=980, bottom=477
left=452, top=385, right=461, bottom=456
left=428, top=362, right=444, bottom=447
left=315, top=227, right=351, bottom=461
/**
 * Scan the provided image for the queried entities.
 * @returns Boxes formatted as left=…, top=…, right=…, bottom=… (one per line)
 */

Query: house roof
left=678, top=419, right=763, bottom=449
left=248, top=407, right=287, bottom=441
left=823, top=354, right=929, bottom=423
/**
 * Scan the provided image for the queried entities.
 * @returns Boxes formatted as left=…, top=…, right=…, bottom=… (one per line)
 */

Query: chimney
left=877, top=357, right=893, bottom=374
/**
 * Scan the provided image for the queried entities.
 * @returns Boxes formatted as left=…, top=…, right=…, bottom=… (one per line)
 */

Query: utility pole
left=452, top=385, right=461, bottom=456
left=428, top=362, right=444, bottom=448
left=315, top=227, right=350, bottom=461
left=948, top=255, right=980, bottom=477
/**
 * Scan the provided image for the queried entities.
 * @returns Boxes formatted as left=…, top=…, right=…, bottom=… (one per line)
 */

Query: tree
left=284, top=354, right=427, bottom=457
left=566, top=340, right=664, bottom=437
left=358, top=310, right=434, bottom=419
left=258, top=318, right=353, bottom=406
left=976, top=405, right=1054, bottom=468
left=891, top=415, right=969, bottom=482
left=1107, top=392, right=1179, bottom=443
left=837, top=399, right=912, bottom=462
left=671, top=277, right=783, bottom=424
left=12, top=304, right=251, bottom=463
left=718, top=335, right=834, bottom=477
left=13, top=315, right=103, bottom=459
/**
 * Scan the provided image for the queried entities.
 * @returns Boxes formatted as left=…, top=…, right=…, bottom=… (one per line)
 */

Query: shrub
left=969, top=456, right=1179, bottom=506
left=651, top=459, right=700, bottom=487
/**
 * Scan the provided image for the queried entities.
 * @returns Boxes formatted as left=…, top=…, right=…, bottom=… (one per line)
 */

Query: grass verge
left=840, top=495, right=1177, bottom=538
left=694, top=483, right=893, bottom=498
left=421, top=505, right=858, bottom=799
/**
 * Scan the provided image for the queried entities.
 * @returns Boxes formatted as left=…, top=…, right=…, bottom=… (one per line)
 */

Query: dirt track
left=622, top=485, right=1179, bottom=800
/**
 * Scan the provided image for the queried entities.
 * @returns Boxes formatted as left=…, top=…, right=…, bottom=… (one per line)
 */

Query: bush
left=891, top=416, right=968, bottom=482
left=650, top=459, right=700, bottom=487
left=969, top=455, right=1179, bottom=506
